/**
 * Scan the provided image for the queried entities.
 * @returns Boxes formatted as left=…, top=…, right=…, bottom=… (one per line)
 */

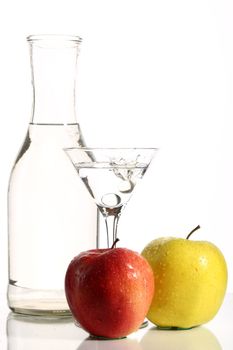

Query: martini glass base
left=89, top=334, right=126, bottom=340
left=140, top=319, right=149, bottom=328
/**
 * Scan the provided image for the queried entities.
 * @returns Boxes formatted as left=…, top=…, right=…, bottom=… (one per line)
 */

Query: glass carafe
left=7, top=35, right=98, bottom=316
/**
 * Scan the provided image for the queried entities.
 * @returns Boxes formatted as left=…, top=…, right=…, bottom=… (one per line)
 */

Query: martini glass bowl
left=64, top=147, right=157, bottom=249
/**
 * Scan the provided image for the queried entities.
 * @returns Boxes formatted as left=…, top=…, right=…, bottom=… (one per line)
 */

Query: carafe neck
left=28, top=35, right=82, bottom=125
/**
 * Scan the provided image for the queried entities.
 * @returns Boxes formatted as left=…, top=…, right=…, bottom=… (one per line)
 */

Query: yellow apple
left=141, top=226, right=228, bottom=329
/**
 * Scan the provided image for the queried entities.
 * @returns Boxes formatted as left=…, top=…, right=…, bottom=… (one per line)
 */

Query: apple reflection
left=77, top=337, right=142, bottom=350
left=7, top=312, right=87, bottom=350
left=140, top=326, right=222, bottom=350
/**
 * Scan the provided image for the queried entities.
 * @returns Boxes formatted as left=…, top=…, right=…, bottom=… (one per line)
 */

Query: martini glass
left=64, top=147, right=157, bottom=249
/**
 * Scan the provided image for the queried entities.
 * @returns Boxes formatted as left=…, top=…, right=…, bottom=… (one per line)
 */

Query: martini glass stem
left=99, top=206, right=123, bottom=248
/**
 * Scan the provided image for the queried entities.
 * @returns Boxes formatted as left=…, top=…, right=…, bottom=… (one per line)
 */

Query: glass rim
left=27, top=34, right=82, bottom=43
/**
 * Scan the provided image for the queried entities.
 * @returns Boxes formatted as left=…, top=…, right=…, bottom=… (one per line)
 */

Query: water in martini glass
left=64, top=148, right=157, bottom=248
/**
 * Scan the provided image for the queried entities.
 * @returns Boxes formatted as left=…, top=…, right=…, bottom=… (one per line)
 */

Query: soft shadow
left=77, top=336, right=142, bottom=350
left=140, top=325, right=222, bottom=350
left=7, top=312, right=87, bottom=350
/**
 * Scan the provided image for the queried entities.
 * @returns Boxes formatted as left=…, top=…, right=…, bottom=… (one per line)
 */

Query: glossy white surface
left=0, top=293, right=232, bottom=350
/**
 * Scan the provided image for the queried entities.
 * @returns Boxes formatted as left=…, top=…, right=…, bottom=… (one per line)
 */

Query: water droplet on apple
left=199, top=256, right=208, bottom=267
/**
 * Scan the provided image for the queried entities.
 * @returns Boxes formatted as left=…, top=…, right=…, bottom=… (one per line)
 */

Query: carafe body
left=7, top=35, right=97, bottom=316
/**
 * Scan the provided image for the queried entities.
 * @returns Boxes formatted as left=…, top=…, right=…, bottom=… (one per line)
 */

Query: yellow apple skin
left=141, top=237, right=228, bottom=329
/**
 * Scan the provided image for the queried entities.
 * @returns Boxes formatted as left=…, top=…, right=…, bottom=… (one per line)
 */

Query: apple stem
left=111, top=238, right=120, bottom=249
left=186, top=225, right=201, bottom=240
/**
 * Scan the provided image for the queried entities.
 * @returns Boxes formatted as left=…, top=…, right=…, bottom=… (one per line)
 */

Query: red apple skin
left=65, top=247, right=154, bottom=339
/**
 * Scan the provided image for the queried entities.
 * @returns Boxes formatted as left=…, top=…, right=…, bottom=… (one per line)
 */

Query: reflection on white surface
left=5, top=312, right=225, bottom=350
left=78, top=337, right=142, bottom=350
left=140, top=326, right=222, bottom=350
left=7, top=312, right=86, bottom=350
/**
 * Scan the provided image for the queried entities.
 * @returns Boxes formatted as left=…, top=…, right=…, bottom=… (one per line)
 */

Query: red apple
left=65, top=245, right=154, bottom=339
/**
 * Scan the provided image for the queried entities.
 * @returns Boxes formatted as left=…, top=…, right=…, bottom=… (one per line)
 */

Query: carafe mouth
left=27, top=34, right=82, bottom=48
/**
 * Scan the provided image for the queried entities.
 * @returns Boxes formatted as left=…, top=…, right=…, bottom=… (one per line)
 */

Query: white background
left=0, top=0, right=233, bottom=293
